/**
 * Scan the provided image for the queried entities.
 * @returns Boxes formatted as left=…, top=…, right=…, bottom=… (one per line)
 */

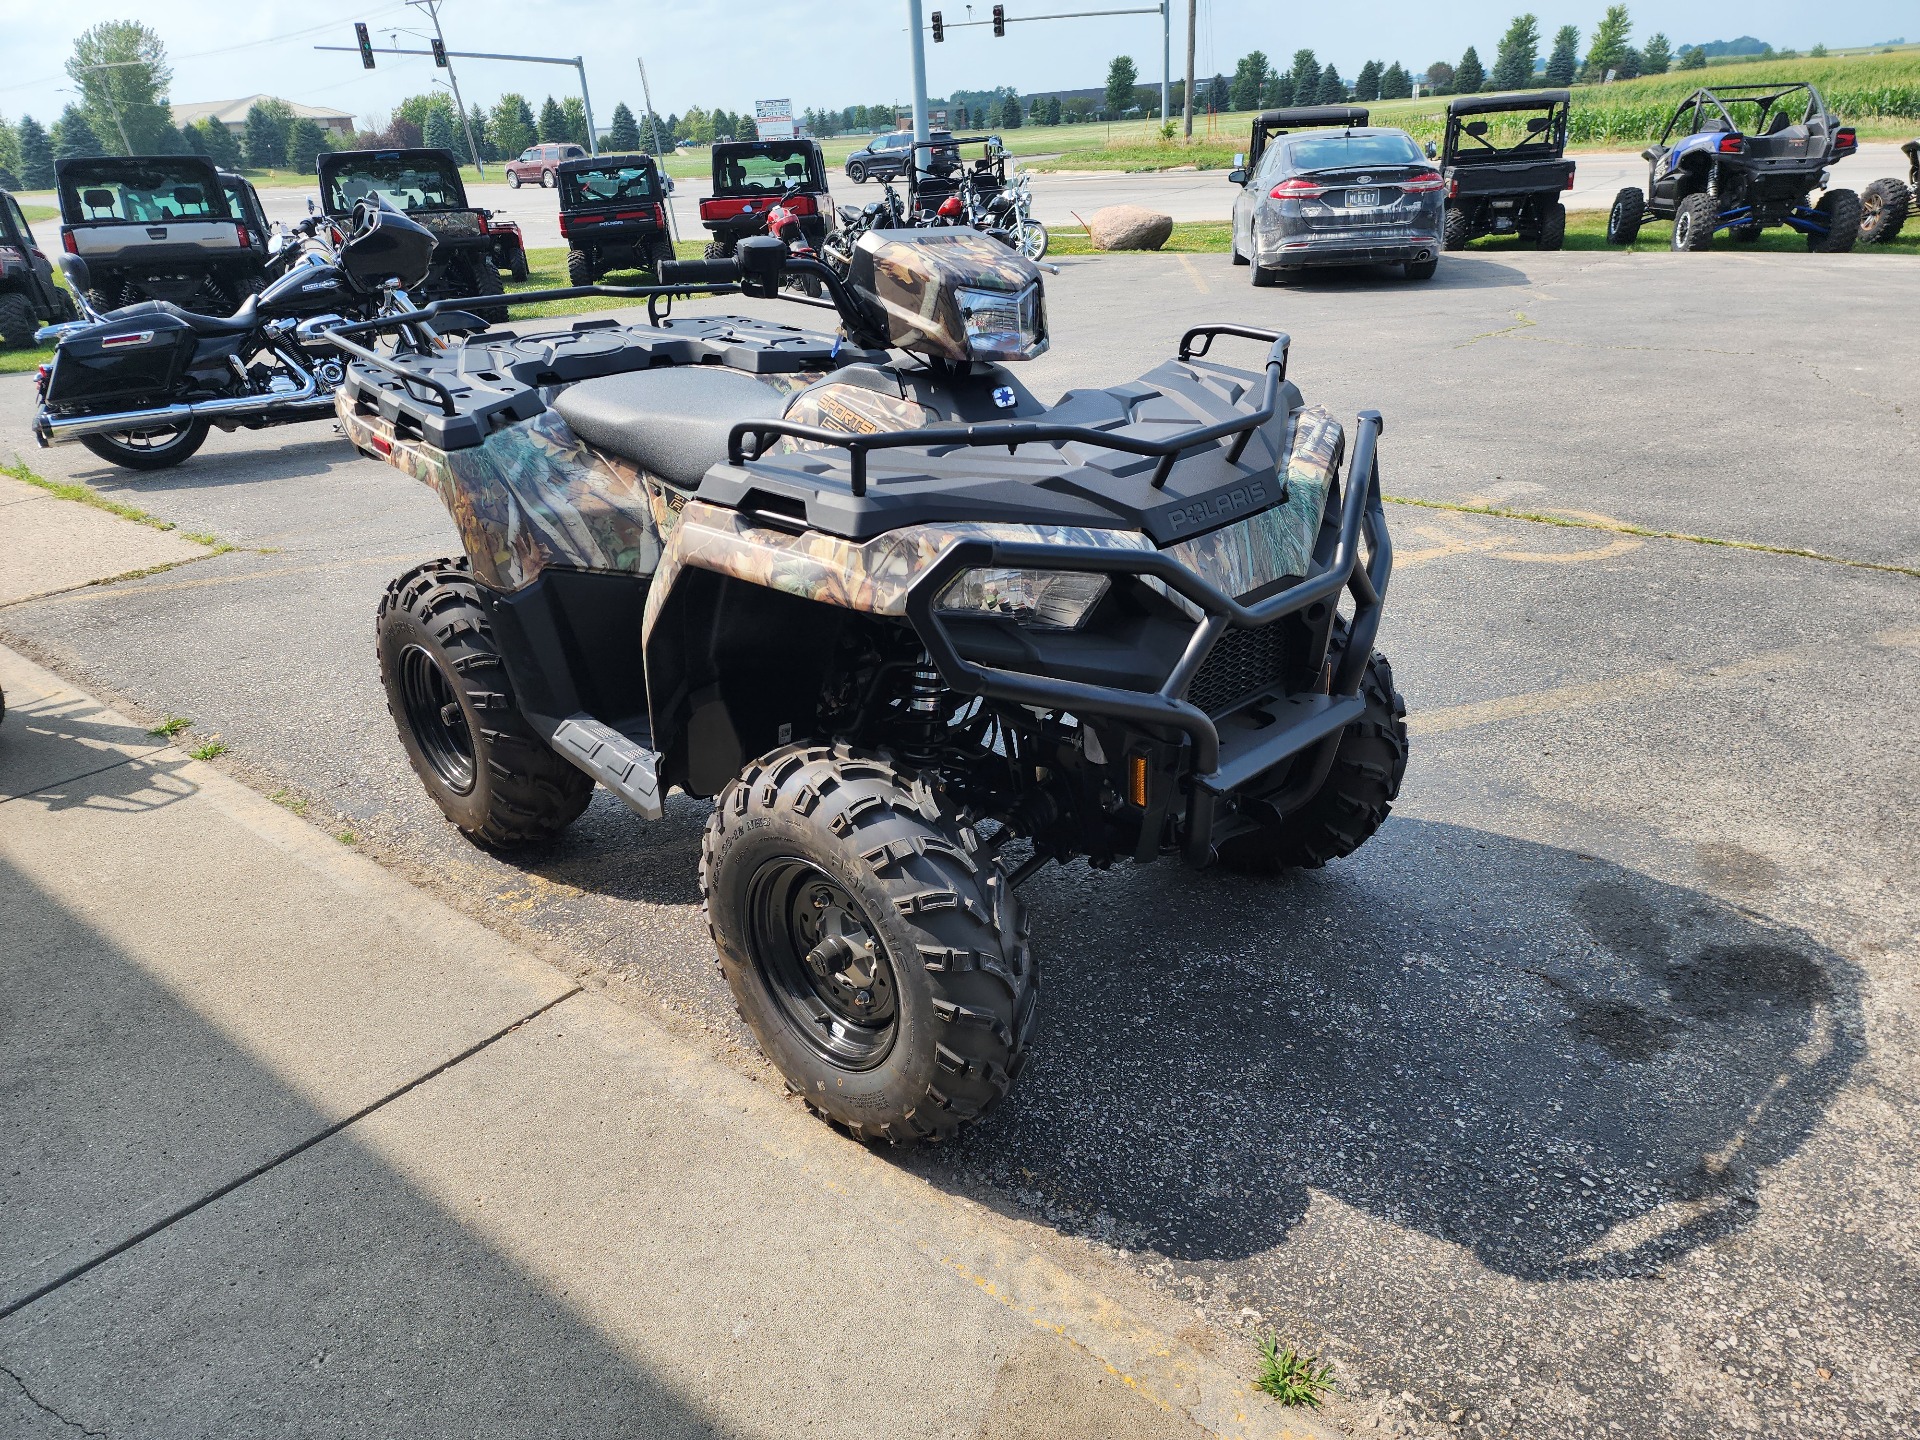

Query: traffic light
left=992, top=5, right=1005, bottom=36
left=355, top=22, right=375, bottom=69
left=931, top=10, right=943, bottom=42
left=431, top=37, right=448, bottom=67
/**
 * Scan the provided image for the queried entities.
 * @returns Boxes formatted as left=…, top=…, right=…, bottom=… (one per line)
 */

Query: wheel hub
left=747, top=860, right=898, bottom=1068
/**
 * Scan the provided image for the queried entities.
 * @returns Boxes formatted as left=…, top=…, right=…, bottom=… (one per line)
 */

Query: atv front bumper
left=906, top=412, right=1390, bottom=867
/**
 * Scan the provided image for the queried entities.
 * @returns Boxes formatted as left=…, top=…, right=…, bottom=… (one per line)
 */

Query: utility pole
left=1182, top=0, right=1195, bottom=138
left=636, top=56, right=679, bottom=241
left=1160, top=1, right=1169, bottom=125
left=906, top=0, right=932, bottom=181
left=407, top=0, right=485, bottom=177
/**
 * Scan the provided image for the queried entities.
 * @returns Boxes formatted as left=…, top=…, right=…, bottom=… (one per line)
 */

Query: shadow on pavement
left=1267, top=254, right=1532, bottom=291
left=914, top=816, right=1861, bottom=1281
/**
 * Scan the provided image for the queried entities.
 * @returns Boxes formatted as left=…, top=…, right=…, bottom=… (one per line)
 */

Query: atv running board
left=552, top=714, right=665, bottom=820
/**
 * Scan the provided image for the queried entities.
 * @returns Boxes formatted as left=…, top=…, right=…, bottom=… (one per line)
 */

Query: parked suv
left=1, top=188, right=76, bottom=347
left=505, top=142, right=588, bottom=189
left=845, top=130, right=953, bottom=183
left=55, top=154, right=266, bottom=313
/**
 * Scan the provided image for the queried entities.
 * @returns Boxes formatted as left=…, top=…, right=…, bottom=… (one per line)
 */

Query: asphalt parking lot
left=3, top=247, right=1917, bottom=1440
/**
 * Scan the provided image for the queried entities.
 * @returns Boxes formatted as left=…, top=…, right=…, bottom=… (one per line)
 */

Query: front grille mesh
left=1188, top=625, right=1289, bottom=714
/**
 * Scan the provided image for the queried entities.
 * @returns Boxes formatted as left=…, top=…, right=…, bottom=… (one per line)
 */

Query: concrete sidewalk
left=0, top=643, right=1340, bottom=1440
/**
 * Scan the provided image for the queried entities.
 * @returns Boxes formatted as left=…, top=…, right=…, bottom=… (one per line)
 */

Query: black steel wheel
left=376, top=557, right=593, bottom=847
left=1606, top=186, right=1645, bottom=245
left=79, top=421, right=211, bottom=471
left=702, top=744, right=1038, bottom=1143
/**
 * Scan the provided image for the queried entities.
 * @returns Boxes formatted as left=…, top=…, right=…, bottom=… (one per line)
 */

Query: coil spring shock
left=900, top=657, right=947, bottom=767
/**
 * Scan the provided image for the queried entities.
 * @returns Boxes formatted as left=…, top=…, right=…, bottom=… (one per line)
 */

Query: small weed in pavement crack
left=147, top=716, right=192, bottom=737
left=1255, top=1333, right=1337, bottom=1407
left=188, top=740, right=228, bottom=761
left=0, top=1361, right=108, bottom=1437
left=269, top=789, right=308, bottom=816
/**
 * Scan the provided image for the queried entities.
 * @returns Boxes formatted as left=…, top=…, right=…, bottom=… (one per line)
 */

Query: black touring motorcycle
left=33, top=203, right=450, bottom=470
left=337, top=228, right=1407, bottom=1141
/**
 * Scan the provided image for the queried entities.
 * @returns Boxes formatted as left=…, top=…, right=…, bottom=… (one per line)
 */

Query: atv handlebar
left=658, top=256, right=743, bottom=285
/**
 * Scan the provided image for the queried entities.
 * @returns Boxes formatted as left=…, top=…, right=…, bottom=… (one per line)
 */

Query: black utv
left=698, top=138, right=830, bottom=258
left=1606, top=83, right=1861, bottom=251
left=334, top=229, right=1406, bottom=1143
left=558, top=153, right=675, bottom=285
left=318, top=147, right=507, bottom=319
left=55, top=154, right=267, bottom=313
left=1, top=188, right=76, bottom=347
left=1439, top=91, right=1574, bottom=250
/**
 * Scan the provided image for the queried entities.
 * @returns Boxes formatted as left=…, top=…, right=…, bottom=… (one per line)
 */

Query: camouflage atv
left=333, top=228, right=1405, bottom=1142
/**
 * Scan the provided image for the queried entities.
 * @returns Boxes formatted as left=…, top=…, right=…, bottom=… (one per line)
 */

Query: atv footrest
left=552, top=714, right=665, bottom=819
left=1200, top=691, right=1366, bottom=795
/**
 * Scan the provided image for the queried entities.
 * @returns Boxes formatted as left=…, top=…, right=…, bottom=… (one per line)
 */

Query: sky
left=0, top=0, right=1911, bottom=131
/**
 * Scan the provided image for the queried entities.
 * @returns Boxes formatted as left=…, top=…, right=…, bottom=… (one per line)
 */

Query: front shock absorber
left=900, top=656, right=947, bottom=767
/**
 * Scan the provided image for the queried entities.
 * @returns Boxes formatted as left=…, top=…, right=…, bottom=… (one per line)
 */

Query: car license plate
left=1349, top=189, right=1379, bottom=208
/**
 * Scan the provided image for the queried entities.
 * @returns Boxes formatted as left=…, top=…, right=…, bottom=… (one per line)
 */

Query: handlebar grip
left=658, top=257, right=741, bottom=285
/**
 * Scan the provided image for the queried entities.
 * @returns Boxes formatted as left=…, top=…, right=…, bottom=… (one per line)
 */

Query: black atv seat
left=105, top=297, right=259, bottom=336
left=553, top=366, right=788, bottom=489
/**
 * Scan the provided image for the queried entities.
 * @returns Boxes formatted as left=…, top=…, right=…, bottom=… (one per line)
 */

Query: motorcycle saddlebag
left=44, top=311, right=199, bottom=409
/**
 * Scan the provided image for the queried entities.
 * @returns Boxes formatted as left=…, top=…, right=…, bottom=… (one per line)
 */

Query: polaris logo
left=1165, top=480, right=1270, bottom=533
left=992, top=385, right=1016, bottom=408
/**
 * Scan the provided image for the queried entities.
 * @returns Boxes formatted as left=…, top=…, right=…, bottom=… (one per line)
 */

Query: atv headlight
left=937, top=568, right=1109, bottom=631
left=953, top=282, right=1046, bottom=361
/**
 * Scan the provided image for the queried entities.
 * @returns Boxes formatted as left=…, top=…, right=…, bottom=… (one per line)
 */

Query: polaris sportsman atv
left=1606, top=83, right=1861, bottom=251
left=336, top=229, right=1405, bottom=1142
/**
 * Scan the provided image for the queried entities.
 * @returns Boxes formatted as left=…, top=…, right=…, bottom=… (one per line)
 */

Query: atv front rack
left=904, top=409, right=1390, bottom=868
left=728, top=327, right=1291, bottom=496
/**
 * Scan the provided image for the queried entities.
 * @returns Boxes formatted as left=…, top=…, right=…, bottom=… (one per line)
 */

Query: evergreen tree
left=1000, top=93, right=1024, bottom=129
left=1614, top=47, right=1642, bottom=79
left=420, top=107, right=455, bottom=155
left=244, top=98, right=293, bottom=168
left=0, top=117, right=17, bottom=183
left=1583, top=6, right=1632, bottom=79
left=468, top=103, right=496, bottom=162
left=1491, top=14, right=1541, bottom=89
left=1455, top=46, right=1486, bottom=95
left=1315, top=66, right=1345, bottom=104
left=490, top=94, right=536, bottom=158
left=1289, top=50, right=1320, bottom=103
left=288, top=117, right=328, bottom=172
left=1354, top=60, right=1383, bottom=102
left=1380, top=62, right=1412, bottom=100
left=1207, top=74, right=1229, bottom=110
left=53, top=106, right=105, bottom=162
left=1044, top=95, right=1063, bottom=125
left=607, top=102, right=640, bottom=150
left=1545, top=26, right=1580, bottom=86
left=538, top=95, right=567, bottom=142
left=1640, top=33, right=1672, bottom=73
left=1229, top=51, right=1269, bottom=112
left=1677, top=46, right=1707, bottom=71
left=1105, top=55, right=1139, bottom=116
left=18, top=116, right=54, bottom=188
left=195, top=117, right=241, bottom=169
left=561, top=96, right=588, bottom=146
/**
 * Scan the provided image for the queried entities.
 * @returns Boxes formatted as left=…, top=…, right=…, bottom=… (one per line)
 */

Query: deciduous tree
left=1491, top=14, right=1541, bottom=89
left=561, top=96, right=588, bottom=147
left=1229, top=51, right=1269, bottom=112
left=1105, top=55, right=1139, bottom=116
left=67, top=20, right=172, bottom=153
left=244, top=98, right=294, bottom=168
left=490, top=95, right=536, bottom=158
left=1583, top=5, right=1633, bottom=80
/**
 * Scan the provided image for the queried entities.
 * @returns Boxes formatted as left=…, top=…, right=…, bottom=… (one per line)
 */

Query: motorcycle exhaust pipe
left=38, top=358, right=324, bottom=445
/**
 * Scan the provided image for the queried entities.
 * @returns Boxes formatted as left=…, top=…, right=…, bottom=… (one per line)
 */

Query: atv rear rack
left=903, top=408, right=1390, bottom=868
left=728, top=327, right=1291, bottom=495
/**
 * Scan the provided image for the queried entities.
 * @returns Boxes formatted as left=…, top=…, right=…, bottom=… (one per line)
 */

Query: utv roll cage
left=1659, top=83, right=1834, bottom=144
left=1246, top=105, right=1371, bottom=169
left=1442, top=90, right=1569, bottom=164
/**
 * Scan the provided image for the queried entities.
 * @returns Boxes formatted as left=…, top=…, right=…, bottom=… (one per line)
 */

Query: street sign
left=755, top=98, right=796, bottom=141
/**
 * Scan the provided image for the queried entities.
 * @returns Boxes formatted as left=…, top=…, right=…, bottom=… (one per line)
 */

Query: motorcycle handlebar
left=658, top=256, right=742, bottom=285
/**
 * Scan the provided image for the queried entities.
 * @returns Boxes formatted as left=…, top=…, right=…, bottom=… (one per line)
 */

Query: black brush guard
left=898, top=407, right=1388, bottom=868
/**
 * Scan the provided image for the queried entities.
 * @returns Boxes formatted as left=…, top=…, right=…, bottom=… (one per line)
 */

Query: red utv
left=697, top=138, right=830, bottom=258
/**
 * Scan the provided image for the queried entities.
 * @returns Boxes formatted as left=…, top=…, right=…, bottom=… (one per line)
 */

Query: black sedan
left=1228, top=126, right=1445, bottom=284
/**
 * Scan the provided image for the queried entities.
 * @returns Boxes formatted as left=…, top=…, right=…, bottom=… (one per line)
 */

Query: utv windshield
left=59, top=159, right=231, bottom=224
left=1447, top=108, right=1567, bottom=160
left=561, top=162, right=659, bottom=208
left=324, top=158, right=465, bottom=215
left=713, top=144, right=824, bottom=195
left=1287, top=132, right=1423, bottom=171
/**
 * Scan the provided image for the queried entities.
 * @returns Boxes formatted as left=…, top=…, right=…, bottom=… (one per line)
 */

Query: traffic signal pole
left=408, top=0, right=485, bottom=177
left=926, top=5, right=1171, bottom=120
left=906, top=0, right=932, bottom=165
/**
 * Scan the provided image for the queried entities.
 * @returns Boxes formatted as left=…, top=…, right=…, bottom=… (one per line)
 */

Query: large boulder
left=1087, top=204, right=1173, bottom=252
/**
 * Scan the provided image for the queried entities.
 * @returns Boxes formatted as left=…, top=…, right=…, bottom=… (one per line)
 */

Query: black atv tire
left=0, top=292, right=37, bottom=348
left=1859, top=178, right=1911, bottom=244
left=1606, top=187, right=1645, bottom=245
left=645, top=234, right=676, bottom=276
left=566, top=248, right=594, bottom=287
left=1442, top=206, right=1472, bottom=251
left=703, top=239, right=735, bottom=260
left=1214, top=639, right=1408, bottom=875
left=702, top=744, right=1038, bottom=1144
left=80, top=421, right=211, bottom=471
left=1538, top=201, right=1567, bottom=251
left=508, top=247, right=530, bottom=283
left=462, top=258, right=510, bottom=323
left=375, top=558, right=593, bottom=848
left=1671, top=193, right=1715, bottom=251
left=1808, top=189, right=1862, bottom=253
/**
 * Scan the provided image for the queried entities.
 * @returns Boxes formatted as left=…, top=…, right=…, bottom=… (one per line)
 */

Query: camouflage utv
left=333, top=227, right=1406, bottom=1141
